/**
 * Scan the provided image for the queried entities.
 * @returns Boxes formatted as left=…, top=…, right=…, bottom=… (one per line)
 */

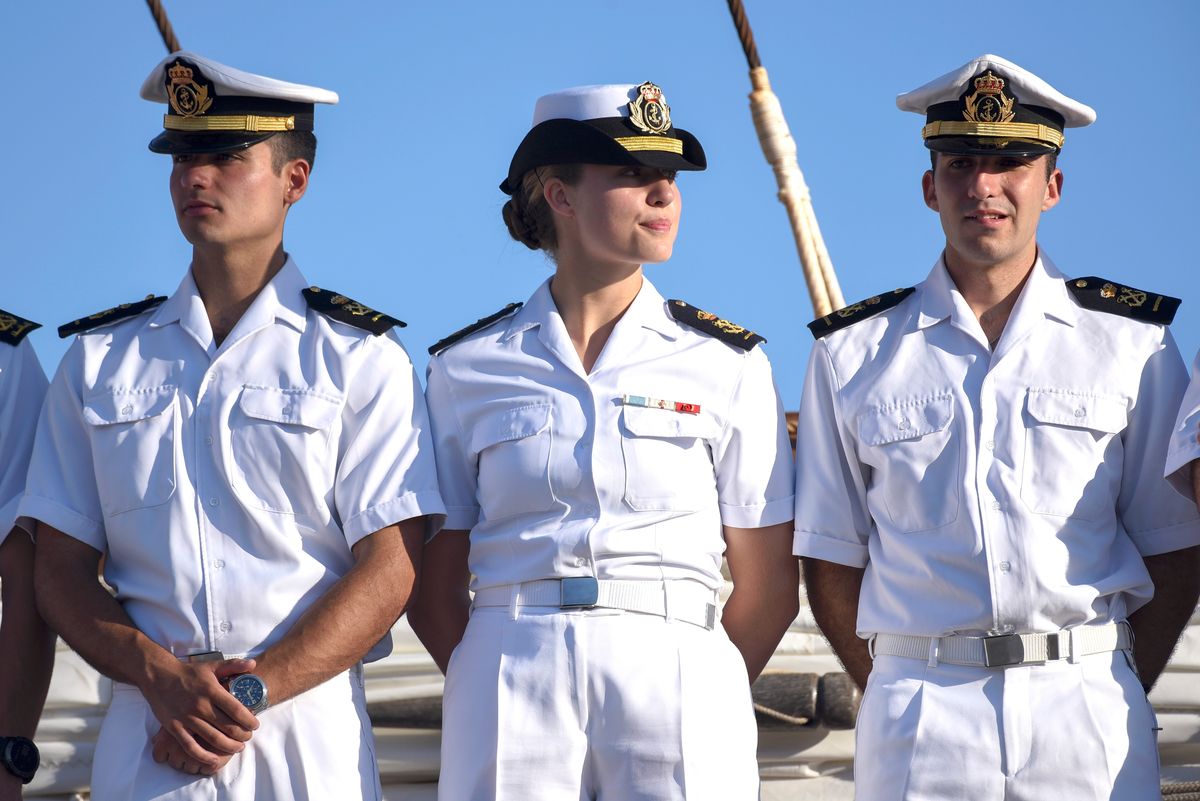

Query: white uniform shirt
left=1165, top=351, right=1200, bottom=495
left=793, top=254, right=1200, bottom=638
left=426, top=277, right=794, bottom=591
left=21, top=259, right=444, bottom=660
left=0, top=334, right=47, bottom=544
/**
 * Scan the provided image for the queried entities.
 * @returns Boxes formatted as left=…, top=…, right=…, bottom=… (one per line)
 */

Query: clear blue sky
left=2, top=2, right=1197, bottom=405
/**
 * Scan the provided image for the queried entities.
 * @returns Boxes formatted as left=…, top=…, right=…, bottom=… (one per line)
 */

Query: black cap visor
left=501, top=118, right=706, bottom=194
left=148, top=129, right=278, bottom=155
left=926, top=136, right=1058, bottom=158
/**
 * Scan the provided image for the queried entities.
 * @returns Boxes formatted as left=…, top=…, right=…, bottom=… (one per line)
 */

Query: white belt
left=472, top=577, right=719, bottom=631
left=871, top=622, right=1132, bottom=668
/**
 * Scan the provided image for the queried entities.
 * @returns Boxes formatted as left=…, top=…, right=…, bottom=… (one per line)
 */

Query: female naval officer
left=408, top=82, right=798, bottom=801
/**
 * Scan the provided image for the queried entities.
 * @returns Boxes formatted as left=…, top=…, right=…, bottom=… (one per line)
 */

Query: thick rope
left=144, top=0, right=181, bottom=53
left=1163, top=781, right=1200, bottom=798
left=725, top=2, right=844, bottom=317
left=724, top=0, right=761, bottom=70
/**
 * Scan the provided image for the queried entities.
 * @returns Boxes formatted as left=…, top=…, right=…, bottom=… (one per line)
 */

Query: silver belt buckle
left=560, top=576, right=599, bottom=609
left=982, top=634, right=1025, bottom=667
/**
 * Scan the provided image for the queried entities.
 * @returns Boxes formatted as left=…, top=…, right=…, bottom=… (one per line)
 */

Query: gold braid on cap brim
left=922, top=121, right=1065, bottom=149
left=163, top=114, right=296, bottom=133
left=613, top=136, right=684, bottom=155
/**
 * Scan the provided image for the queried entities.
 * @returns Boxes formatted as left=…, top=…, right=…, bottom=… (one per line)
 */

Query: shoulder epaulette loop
left=807, top=287, right=916, bottom=340
left=666, top=299, right=764, bottom=351
left=0, top=308, right=40, bottom=346
left=58, top=295, right=166, bottom=339
left=429, top=302, right=523, bottom=356
left=1066, top=277, right=1180, bottom=325
left=303, top=287, right=405, bottom=335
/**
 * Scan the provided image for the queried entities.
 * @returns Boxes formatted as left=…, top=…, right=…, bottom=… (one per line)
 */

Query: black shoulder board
left=807, top=288, right=915, bottom=340
left=429, top=302, right=523, bottom=356
left=0, top=308, right=40, bottom=346
left=59, top=295, right=166, bottom=339
left=1066, top=277, right=1180, bottom=325
left=303, top=287, right=405, bottom=336
left=667, top=299, right=765, bottom=351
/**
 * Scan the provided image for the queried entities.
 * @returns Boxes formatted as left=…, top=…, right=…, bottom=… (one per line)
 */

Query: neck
left=191, top=239, right=288, bottom=345
left=943, top=244, right=1037, bottom=347
left=548, top=255, right=644, bottom=373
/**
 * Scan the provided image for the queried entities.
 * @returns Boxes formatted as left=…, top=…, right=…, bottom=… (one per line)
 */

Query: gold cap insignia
left=166, top=59, right=214, bottom=118
left=963, top=70, right=1015, bottom=125
left=628, top=81, right=672, bottom=134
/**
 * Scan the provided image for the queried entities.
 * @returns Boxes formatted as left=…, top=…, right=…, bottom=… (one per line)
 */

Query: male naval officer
left=0, top=312, right=52, bottom=799
left=21, top=53, right=444, bottom=799
left=793, top=54, right=1200, bottom=800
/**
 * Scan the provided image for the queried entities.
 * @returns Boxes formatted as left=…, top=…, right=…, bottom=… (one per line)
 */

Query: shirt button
left=1074, top=407, right=1086, bottom=418
left=998, top=561, right=1011, bottom=573
left=990, top=500, right=1001, bottom=510
left=985, top=440, right=995, bottom=451
left=212, top=559, right=225, bottom=569
left=121, top=403, right=133, bottom=416
left=898, top=418, right=910, bottom=430
left=209, top=497, right=219, bottom=507
left=205, top=435, right=214, bottom=446
left=573, top=558, right=587, bottom=568
left=218, top=621, right=232, bottom=633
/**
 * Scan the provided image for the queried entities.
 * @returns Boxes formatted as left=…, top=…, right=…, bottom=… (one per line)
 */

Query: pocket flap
left=470, top=404, right=552, bottom=452
left=1026, top=389, right=1126, bottom=434
left=859, top=396, right=953, bottom=446
left=238, top=385, right=343, bottom=430
left=83, top=386, right=176, bottom=426
left=622, top=405, right=720, bottom=440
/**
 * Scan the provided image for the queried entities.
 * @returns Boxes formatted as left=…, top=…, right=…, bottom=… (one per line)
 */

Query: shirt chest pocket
left=1021, top=389, right=1126, bottom=521
left=470, top=404, right=558, bottom=523
left=83, top=387, right=178, bottom=517
left=858, top=396, right=959, bottom=533
left=619, top=406, right=720, bottom=512
left=228, top=385, right=343, bottom=517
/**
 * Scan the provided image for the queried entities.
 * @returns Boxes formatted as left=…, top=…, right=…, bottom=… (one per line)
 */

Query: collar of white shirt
left=147, top=256, right=310, bottom=353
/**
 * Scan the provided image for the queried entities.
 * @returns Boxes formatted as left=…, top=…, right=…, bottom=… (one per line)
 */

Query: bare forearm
left=407, top=529, right=472, bottom=675
left=803, top=558, right=872, bottom=690
left=722, top=523, right=800, bottom=682
left=34, top=525, right=177, bottom=690
left=254, top=522, right=423, bottom=704
left=1129, top=546, right=1200, bottom=689
left=0, top=532, right=56, bottom=735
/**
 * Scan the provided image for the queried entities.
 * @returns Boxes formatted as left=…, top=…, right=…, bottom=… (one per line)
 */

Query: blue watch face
left=231, top=675, right=265, bottom=709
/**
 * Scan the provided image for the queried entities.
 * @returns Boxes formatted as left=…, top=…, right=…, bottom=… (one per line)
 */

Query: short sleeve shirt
left=0, top=335, right=48, bottom=545
left=1165, top=350, right=1200, bottom=495
left=426, top=277, right=795, bottom=592
left=793, top=254, right=1200, bottom=638
left=21, top=259, right=445, bottom=660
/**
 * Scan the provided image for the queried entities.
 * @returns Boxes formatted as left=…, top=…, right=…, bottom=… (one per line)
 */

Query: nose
left=967, top=164, right=999, bottom=200
left=647, top=174, right=676, bottom=207
left=176, top=160, right=212, bottom=190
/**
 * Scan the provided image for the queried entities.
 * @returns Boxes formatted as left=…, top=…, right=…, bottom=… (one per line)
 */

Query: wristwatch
left=226, top=673, right=269, bottom=714
left=0, top=736, right=39, bottom=784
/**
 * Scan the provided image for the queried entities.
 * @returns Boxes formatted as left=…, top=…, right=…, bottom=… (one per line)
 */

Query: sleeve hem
left=16, top=495, right=105, bottom=550
left=342, top=491, right=447, bottom=547
left=1129, top=516, right=1200, bottom=556
left=793, top=529, right=869, bottom=567
left=719, top=496, right=794, bottom=529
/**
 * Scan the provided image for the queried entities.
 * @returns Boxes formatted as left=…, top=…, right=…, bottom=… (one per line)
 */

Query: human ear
left=284, top=159, right=310, bottom=205
left=1042, top=168, right=1063, bottom=211
left=543, top=176, right=574, bottom=220
left=921, top=170, right=939, bottom=212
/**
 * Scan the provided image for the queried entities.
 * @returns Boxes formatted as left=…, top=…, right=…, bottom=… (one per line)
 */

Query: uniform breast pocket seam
left=619, top=406, right=719, bottom=513
left=82, top=386, right=179, bottom=516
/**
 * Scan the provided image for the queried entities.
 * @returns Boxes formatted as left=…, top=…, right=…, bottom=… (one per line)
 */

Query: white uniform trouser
left=439, top=606, right=760, bottom=801
left=91, top=665, right=382, bottom=801
left=855, top=651, right=1160, bottom=800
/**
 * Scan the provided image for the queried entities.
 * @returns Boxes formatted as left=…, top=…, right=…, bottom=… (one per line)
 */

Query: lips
left=182, top=199, right=218, bottom=216
left=640, top=219, right=673, bottom=232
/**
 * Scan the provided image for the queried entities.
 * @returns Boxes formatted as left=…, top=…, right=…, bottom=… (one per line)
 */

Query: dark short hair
left=929, top=149, right=1058, bottom=178
left=269, top=131, right=317, bottom=173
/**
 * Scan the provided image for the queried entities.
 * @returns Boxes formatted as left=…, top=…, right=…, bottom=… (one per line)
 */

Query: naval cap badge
left=166, top=58, right=214, bottom=118
left=962, top=70, right=1015, bottom=125
left=628, top=81, right=672, bottom=134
